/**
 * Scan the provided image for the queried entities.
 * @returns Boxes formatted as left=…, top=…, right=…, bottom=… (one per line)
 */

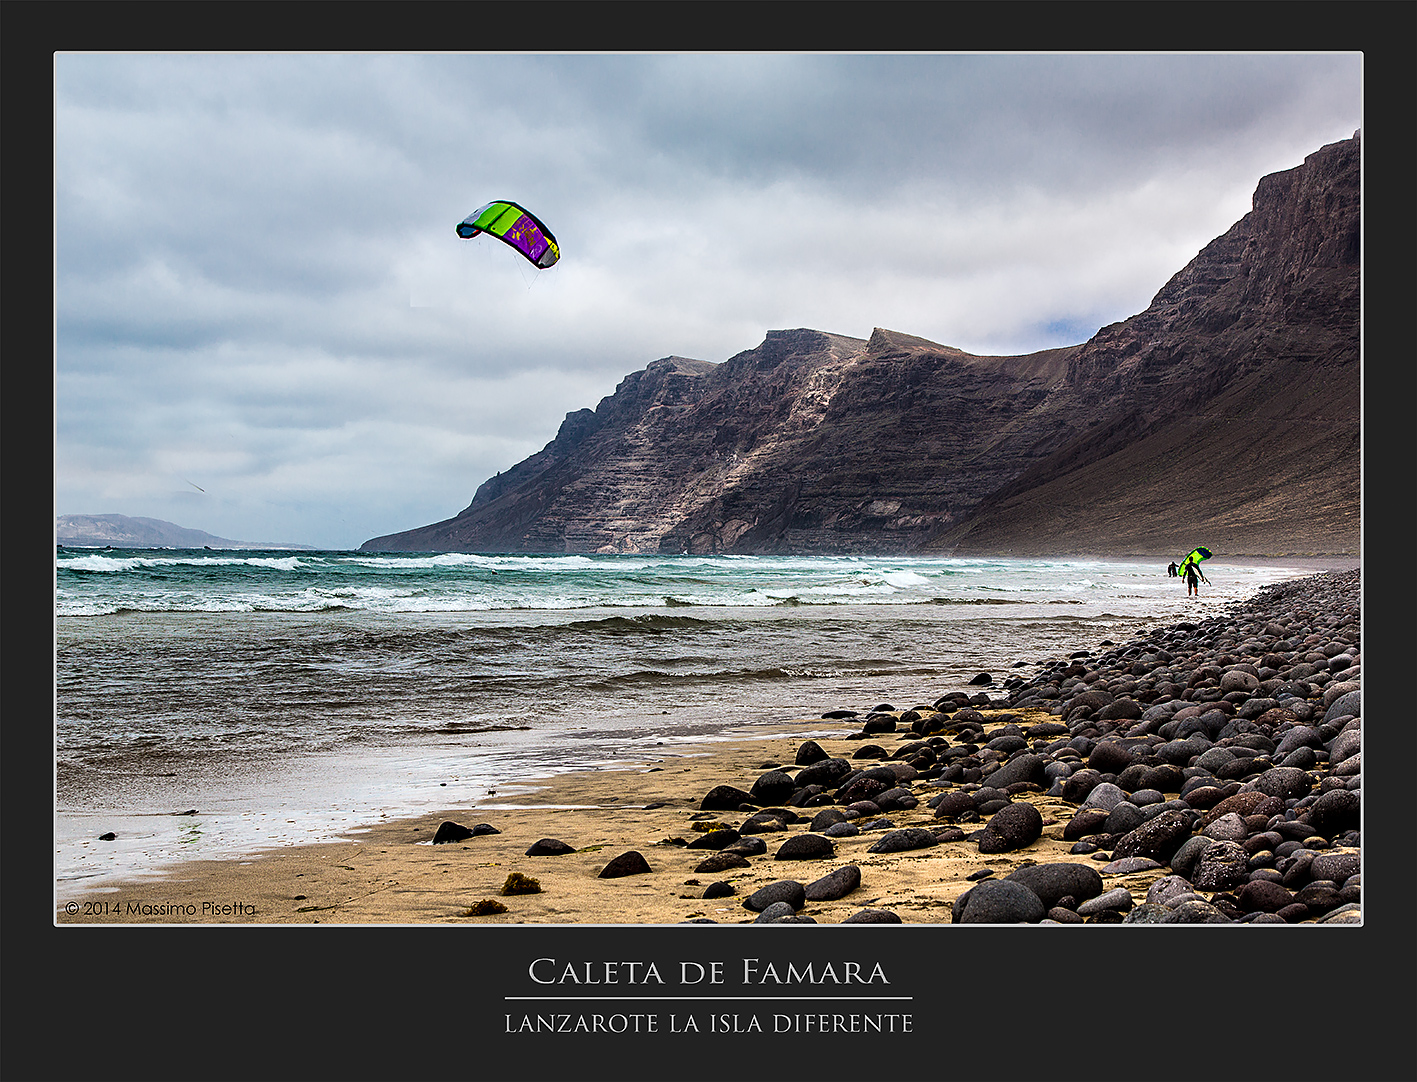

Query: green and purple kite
left=456, top=200, right=560, bottom=269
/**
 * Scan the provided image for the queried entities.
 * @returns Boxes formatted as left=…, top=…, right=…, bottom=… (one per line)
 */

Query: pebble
left=841, top=908, right=902, bottom=923
left=954, top=878, right=1046, bottom=924
left=1100, top=856, right=1161, bottom=875
left=743, top=880, right=806, bottom=912
left=976, top=801, right=1043, bottom=853
left=524, top=838, right=576, bottom=856
left=1077, top=887, right=1134, bottom=916
left=598, top=851, right=651, bottom=878
left=804, top=865, right=862, bottom=901
left=773, top=834, right=835, bottom=860
left=867, top=827, right=939, bottom=854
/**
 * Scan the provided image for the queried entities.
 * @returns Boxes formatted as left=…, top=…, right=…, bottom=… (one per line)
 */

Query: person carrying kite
left=1178, top=547, right=1212, bottom=597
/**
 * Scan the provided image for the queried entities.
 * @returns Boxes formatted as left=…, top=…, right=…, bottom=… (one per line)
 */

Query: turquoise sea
left=54, top=550, right=1310, bottom=897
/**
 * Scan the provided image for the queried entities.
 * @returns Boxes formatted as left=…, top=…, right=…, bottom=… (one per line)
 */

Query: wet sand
left=57, top=709, right=1117, bottom=925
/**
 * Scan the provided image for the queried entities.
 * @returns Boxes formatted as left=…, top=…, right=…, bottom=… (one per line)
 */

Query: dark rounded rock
left=836, top=776, right=890, bottom=804
left=1098, top=698, right=1143, bottom=721
left=1294, top=881, right=1345, bottom=916
left=1248, top=766, right=1314, bottom=801
left=983, top=752, right=1047, bottom=790
left=432, top=821, right=475, bottom=845
left=795, top=739, right=830, bottom=766
left=1322, top=689, right=1361, bottom=723
left=1274, top=725, right=1324, bottom=758
left=1304, top=789, right=1360, bottom=836
left=1096, top=854, right=1159, bottom=876
left=841, top=908, right=902, bottom=924
left=737, top=816, right=786, bottom=836
left=1203, top=812, right=1249, bottom=842
left=1146, top=874, right=1195, bottom=907
left=1191, top=840, right=1251, bottom=891
left=1310, top=851, right=1361, bottom=883
left=1062, top=807, right=1112, bottom=841
left=1005, top=862, right=1104, bottom=908
left=743, top=879, right=806, bottom=912
left=955, top=878, right=1046, bottom=924
left=525, top=838, right=576, bottom=856
left=694, top=851, right=751, bottom=874
left=1160, top=899, right=1235, bottom=924
left=774, top=834, right=836, bottom=861
left=749, top=770, right=799, bottom=806
left=701, top=785, right=755, bottom=811
left=598, top=851, right=651, bottom=878
left=804, top=864, right=862, bottom=902
left=1141, top=764, right=1187, bottom=793
left=1169, top=836, right=1214, bottom=879
left=754, top=901, right=799, bottom=923
left=1105, top=802, right=1147, bottom=836
left=1077, top=887, right=1135, bottom=916
left=1157, top=736, right=1211, bottom=766
left=867, top=828, right=940, bottom=854
left=1328, top=728, right=1362, bottom=764
left=702, top=881, right=736, bottom=899
left=822, top=822, right=859, bottom=838
left=794, top=757, right=853, bottom=789
left=977, top=801, right=1043, bottom=853
left=1112, top=809, right=1194, bottom=864
left=809, top=808, right=847, bottom=832
left=726, top=836, right=768, bottom=856
left=1081, top=781, right=1129, bottom=812
left=1122, top=903, right=1170, bottom=924
left=1061, top=770, right=1104, bottom=803
left=873, top=787, right=919, bottom=812
left=1236, top=879, right=1293, bottom=913
left=1201, top=790, right=1272, bottom=826
left=986, top=734, right=1028, bottom=755
left=470, top=823, right=501, bottom=836
left=687, top=828, right=742, bottom=849
left=1181, top=784, right=1229, bottom=810
left=850, top=745, right=889, bottom=761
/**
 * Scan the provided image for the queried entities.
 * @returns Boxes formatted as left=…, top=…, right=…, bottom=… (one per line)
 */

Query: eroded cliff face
left=363, top=134, right=1360, bottom=557
left=930, top=133, right=1360, bottom=556
left=363, top=328, right=1081, bottom=554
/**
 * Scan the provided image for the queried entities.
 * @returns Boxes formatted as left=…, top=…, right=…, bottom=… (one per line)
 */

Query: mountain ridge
left=56, top=514, right=314, bottom=550
left=363, top=134, right=1361, bottom=559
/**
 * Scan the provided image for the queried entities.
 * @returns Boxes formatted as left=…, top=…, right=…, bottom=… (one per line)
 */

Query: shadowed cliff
left=363, top=134, right=1360, bottom=558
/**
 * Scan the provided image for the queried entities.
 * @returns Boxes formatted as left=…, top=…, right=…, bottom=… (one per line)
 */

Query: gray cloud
left=55, top=53, right=1362, bottom=549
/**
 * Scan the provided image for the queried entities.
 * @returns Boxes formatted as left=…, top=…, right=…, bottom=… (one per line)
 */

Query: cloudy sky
left=54, top=53, right=1362, bottom=550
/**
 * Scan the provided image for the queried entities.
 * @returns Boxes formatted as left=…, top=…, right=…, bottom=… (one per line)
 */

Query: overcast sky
left=54, top=53, right=1362, bottom=550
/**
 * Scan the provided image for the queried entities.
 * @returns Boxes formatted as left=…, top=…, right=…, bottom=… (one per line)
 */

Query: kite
left=455, top=200, right=560, bottom=269
left=1178, top=547, right=1213, bottom=579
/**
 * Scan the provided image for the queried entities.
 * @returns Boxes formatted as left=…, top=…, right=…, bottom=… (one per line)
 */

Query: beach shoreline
left=55, top=563, right=1362, bottom=927
left=53, top=712, right=1088, bottom=925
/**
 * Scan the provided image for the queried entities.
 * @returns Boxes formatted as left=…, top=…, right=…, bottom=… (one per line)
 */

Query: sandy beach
left=56, top=711, right=1068, bottom=925
left=55, top=556, right=1362, bottom=928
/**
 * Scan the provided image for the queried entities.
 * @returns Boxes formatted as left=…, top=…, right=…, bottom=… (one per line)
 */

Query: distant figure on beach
left=1179, top=553, right=1208, bottom=596
left=1167, top=561, right=1178, bottom=577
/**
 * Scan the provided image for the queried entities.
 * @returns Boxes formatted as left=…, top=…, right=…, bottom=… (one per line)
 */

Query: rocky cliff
left=363, top=134, right=1360, bottom=557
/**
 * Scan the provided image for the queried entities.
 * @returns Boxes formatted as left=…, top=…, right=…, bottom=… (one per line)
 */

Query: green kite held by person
left=1178, top=547, right=1212, bottom=596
